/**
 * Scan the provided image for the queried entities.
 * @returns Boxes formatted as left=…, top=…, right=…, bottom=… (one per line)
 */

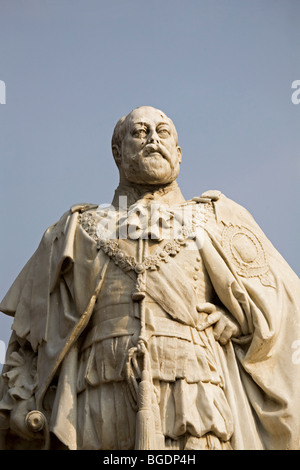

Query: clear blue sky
left=0, top=0, right=299, bottom=360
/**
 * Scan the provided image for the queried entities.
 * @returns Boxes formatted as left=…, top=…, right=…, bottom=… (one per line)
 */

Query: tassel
left=135, top=369, right=157, bottom=450
left=152, top=398, right=165, bottom=450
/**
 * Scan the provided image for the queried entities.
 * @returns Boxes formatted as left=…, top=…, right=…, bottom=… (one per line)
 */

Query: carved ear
left=177, top=146, right=182, bottom=164
left=112, top=144, right=121, bottom=166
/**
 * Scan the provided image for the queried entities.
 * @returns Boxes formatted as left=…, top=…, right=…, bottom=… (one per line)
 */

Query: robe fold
left=0, top=193, right=300, bottom=450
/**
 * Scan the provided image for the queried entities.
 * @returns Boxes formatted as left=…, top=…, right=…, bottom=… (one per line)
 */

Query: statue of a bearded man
left=1, top=106, right=300, bottom=451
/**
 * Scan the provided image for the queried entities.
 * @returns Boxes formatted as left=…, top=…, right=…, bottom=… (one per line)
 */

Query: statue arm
left=200, top=193, right=300, bottom=449
left=0, top=333, right=44, bottom=443
left=0, top=209, right=75, bottom=446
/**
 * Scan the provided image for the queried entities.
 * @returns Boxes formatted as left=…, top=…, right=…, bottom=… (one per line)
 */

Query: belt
left=81, top=314, right=206, bottom=351
left=81, top=316, right=139, bottom=351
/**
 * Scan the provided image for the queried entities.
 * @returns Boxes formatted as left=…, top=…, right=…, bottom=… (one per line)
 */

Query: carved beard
left=122, top=151, right=180, bottom=185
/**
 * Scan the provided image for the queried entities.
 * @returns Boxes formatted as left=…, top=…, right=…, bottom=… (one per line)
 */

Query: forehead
left=127, top=107, right=172, bottom=128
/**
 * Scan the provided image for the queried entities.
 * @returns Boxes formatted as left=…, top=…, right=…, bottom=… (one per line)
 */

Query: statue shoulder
left=41, top=203, right=99, bottom=243
left=192, top=189, right=222, bottom=203
left=192, top=190, right=257, bottom=227
left=70, top=203, right=99, bottom=214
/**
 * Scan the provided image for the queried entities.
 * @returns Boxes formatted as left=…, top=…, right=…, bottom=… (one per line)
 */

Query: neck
left=111, top=180, right=185, bottom=208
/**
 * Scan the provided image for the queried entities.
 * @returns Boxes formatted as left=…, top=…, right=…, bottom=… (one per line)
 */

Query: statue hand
left=197, top=302, right=241, bottom=345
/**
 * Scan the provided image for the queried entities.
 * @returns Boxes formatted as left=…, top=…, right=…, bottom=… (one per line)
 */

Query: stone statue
left=1, top=106, right=300, bottom=450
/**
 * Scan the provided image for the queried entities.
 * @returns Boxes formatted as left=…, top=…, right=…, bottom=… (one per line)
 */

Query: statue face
left=119, top=106, right=182, bottom=185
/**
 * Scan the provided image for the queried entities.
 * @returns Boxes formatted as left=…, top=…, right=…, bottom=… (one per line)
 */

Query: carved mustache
left=142, top=144, right=170, bottom=161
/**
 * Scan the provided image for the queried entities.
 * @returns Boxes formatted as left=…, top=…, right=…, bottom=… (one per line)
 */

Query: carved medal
left=221, top=224, right=275, bottom=287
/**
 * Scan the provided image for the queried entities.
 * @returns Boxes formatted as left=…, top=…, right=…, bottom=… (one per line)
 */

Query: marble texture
left=1, top=106, right=300, bottom=450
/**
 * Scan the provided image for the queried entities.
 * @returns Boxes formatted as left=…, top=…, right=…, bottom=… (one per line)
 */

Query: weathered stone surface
left=1, top=106, right=300, bottom=450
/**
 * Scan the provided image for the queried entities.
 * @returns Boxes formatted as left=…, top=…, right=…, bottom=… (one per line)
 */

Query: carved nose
left=148, top=131, right=159, bottom=143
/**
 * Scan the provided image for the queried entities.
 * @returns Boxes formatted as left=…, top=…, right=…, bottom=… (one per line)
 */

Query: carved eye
left=157, top=127, right=170, bottom=138
left=133, top=128, right=147, bottom=138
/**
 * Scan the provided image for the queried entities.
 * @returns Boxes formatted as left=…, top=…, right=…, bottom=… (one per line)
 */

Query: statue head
left=111, top=106, right=182, bottom=186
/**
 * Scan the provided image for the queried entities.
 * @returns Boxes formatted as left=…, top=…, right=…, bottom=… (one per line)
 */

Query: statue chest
left=91, top=236, right=215, bottom=323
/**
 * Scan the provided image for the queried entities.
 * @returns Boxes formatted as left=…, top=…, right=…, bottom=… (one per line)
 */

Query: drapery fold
left=1, top=194, right=300, bottom=449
